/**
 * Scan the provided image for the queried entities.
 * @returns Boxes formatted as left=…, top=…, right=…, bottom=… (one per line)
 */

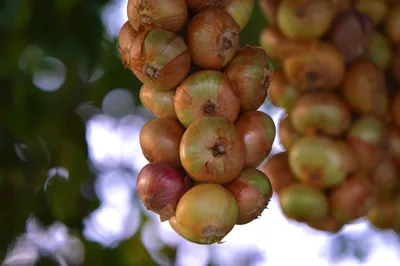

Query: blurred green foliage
left=0, top=0, right=268, bottom=264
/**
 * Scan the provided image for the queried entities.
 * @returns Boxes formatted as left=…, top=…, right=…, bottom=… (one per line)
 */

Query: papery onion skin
left=140, top=118, right=185, bottom=167
left=129, top=27, right=191, bottom=90
left=235, top=111, right=276, bottom=168
left=180, top=116, right=245, bottom=184
left=330, top=174, right=375, bottom=224
left=187, top=0, right=232, bottom=12
left=127, top=0, right=188, bottom=33
left=267, top=70, right=299, bottom=112
left=175, top=183, right=238, bottom=244
left=225, top=168, right=273, bottom=225
left=174, top=70, right=240, bottom=128
left=185, top=8, right=240, bottom=70
left=224, top=46, right=270, bottom=112
left=222, top=0, right=254, bottom=31
left=137, top=162, right=192, bottom=221
left=262, top=152, right=295, bottom=194
left=139, top=84, right=177, bottom=119
left=118, top=21, right=138, bottom=67
left=169, top=216, right=185, bottom=237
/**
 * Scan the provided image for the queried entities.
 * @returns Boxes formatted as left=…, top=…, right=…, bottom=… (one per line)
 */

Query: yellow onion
left=185, top=8, right=240, bottom=69
left=127, top=0, right=188, bottom=33
left=267, top=70, right=299, bottom=112
left=139, top=84, right=177, bottom=119
left=367, top=31, right=392, bottom=71
left=187, top=0, right=232, bottom=12
left=222, top=0, right=254, bottom=31
left=180, top=116, right=245, bottom=184
left=118, top=21, right=138, bottom=66
left=174, top=70, right=240, bottom=128
left=224, top=46, right=270, bottom=112
left=129, top=27, right=191, bottom=90
left=356, top=0, right=388, bottom=24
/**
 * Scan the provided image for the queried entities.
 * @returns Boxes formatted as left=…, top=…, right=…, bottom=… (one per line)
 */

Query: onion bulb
left=118, top=21, right=138, bottom=66
left=174, top=70, right=240, bottom=128
left=187, top=0, right=232, bottom=12
left=185, top=8, right=240, bottom=69
left=139, top=84, right=177, bottom=119
left=222, top=0, right=254, bottom=31
left=129, top=27, right=191, bottom=90
left=225, top=168, right=273, bottom=225
left=262, top=152, right=295, bottom=194
left=235, top=111, right=276, bottom=168
left=139, top=118, right=185, bottom=167
left=180, top=116, right=245, bottom=184
left=137, top=162, right=192, bottom=221
left=127, top=0, right=188, bottom=33
left=224, top=46, right=270, bottom=112
left=175, top=183, right=238, bottom=244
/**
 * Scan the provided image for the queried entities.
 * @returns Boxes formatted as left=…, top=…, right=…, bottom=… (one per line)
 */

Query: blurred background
left=1, top=0, right=400, bottom=265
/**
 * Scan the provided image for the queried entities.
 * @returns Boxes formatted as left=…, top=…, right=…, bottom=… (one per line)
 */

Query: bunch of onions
left=136, top=162, right=192, bottom=221
left=185, top=8, right=240, bottom=69
left=118, top=21, right=138, bottom=66
left=127, top=0, right=188, bottom=33
left=129, top=27, right=191, bottom=90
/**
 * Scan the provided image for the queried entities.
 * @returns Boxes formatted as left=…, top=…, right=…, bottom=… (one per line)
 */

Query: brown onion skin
left=127, top=0, right=188, bottom=33
left=283, top=42, right=346, bottom=92
left=387, top=126, right=400, bottom=166
left=118, top=21, right=138, bottom=66
left=222, top=0, right=255, bottom=31
left=174, top=70, right=240, bottom=128
left=139, top=84, right=177, bottom=119
left=267, top=70, right=299, bottom=112
left=187, top=0, right=232, bottom=12
left=370, top=153, right=399, bottom=197
left=306, top=215, right=343, bottom=233
left=347, top=116, right=385, bottom=171
left=262, top=152, right=295, bottom=194
left=277, top=0, right=336, bottom=40
left=137, top=162, right=192, bottom=221
left=225, top=169, right=272, bottom=225
left=259, top=0, right=279, bottom=25
left=169, top=216, right=185, bottom=237
left=392, top=47, right=400, bottom=83
left=289, top=92, right=351, bottom=137
left=329, top=11, right=374, bottom=62
left=342, top=59, right=388, bottom=117
left=278, top=116, right=300, bottom=151
left=129, top=27, right=191, bottom=90
left=367, top=199, right=400, bottom=229
left=224, top=46, right=270, bottom=112
left=385, top=6, right=400, bottom=44
left=185, top=8, right=240, bottom=69
left=175, top=183, right=238, bottom=244
left=259, top=27, right=311, bottom=61
left=180, top=116, right=245, bottom=184
left=393, top=91, right=400, bottom=128
left=235, top=111, right=276, bottom=168
left=139, top=118, right=185, bottom=167
left=330, top=174, right=375, bottom=224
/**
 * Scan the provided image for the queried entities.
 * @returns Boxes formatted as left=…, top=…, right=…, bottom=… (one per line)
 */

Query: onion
left=356, top=0, right=388, bottom=24
left=385, top=6, right=400, bottom=44
left=306, top=215, right=343, bottom=233
left=129, top=27, right=191, bottom=90
left=393, top=91, right=400, bottom=128
left=368, top=199, right=400, bottom=229
left=175, top=183, right=238, bottom=244
left=225, top=168, right=273, bottom=225
left=224, top=46, right=270, bottom=112
left=127, top=0, right=188, bottom=33
left=267, top=70, right=299, bottom=112
left=118, top=21, right=138, bottom=67
left=169, top=216, right=184, bottom=237
left=174, top=70, right=240, bottom=128
left=259, top=0, right=279, bottom=25
left=278, top=116, right=300, bottom=150
left=222, top=0, right=254, bottom=31
left=370, top=153, right=398, bottom=197
left=392, top=47, right=400, bottom=83
left=139, top=118, right=185, bottom=167
left=259, top=27, right=311, bottom=61
left=187, top=0, right=232, bottom=12
left=367, top=31, right=392, bottom=71
left=139, top=84, right=177, bottom=119
left=185, top=8, right=240, bottom=69
left=330, top=174, right=375, bottom=224
left=387, top=126, right=400, bottom=166
left=235, top=111, right=276, bottom=168
left=137, top=162, right=192, bottom=221
left=180, top=116, right=245, bottom=184
left=262, top=152, right=295, bottom=194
